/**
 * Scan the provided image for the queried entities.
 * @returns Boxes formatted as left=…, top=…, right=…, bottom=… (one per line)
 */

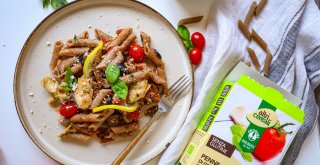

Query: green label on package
left=239, top=100, right=277, bottom=152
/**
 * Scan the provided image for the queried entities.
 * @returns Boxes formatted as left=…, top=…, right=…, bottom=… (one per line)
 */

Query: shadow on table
left=0, top=148, right=5, bottom=165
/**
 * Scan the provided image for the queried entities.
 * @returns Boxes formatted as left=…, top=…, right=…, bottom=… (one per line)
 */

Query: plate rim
left=13, top=0, right=195, bottom=164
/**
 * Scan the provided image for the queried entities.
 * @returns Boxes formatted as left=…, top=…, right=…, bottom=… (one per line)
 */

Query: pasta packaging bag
left=178, top=63, right=304, bottom=165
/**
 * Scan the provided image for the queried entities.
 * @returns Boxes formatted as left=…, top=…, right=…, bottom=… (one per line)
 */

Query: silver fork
left=112, top=75, right=191, bottom=165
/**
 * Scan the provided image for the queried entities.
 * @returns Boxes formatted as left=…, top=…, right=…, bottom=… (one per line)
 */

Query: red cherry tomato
left=129, top=44, right=144, bottom=63
left=127, top=110, right=140, bottom=119
left=253, top=128, right=286, bottom=161
left=60, top=103, right=78, bottom=118
left=191, top=32, right=205, bottom=49
left=189, top=48, right=202, bottom=65
left=116, top=29, right=123, bottom=35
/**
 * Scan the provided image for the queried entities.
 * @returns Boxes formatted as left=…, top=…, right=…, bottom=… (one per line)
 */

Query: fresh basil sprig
left=42, top=0, right=68, bottom=9
left=106, top=63, right=120, bottom=83
left=61, top=67, right=77, bottom=91
left=111, top=80, right=128, bottom=99
left=230, top=124, right=253, bottom=162
left=177, top=25, right=194, bottom=52
left=105, top=63, right=128, bottom=99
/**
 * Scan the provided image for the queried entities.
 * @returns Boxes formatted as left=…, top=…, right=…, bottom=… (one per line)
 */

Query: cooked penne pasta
left=66, top=39, right=99, bottom=48
left=90, top=89, right=112, bottom=109
left=149, top=72, right=167, bottom=84
left=119, top=34, right=137, bottom=51
left=105, top=27, right=133, bottom=50
left=244, top=2, right=257, bottom=27
left=95, top=28, right=112, bottom=43
left=50, top=41, right=64, bottom=71
left=77, top=30, right=89, bottom=39
left=61, top=133, right=91, bottom=142
left=42, top=28, right=168, bottom=144
left=60, top=57, right=77, bottom=73
left=140, top=31, right=151, bottom=47
left=119, top=70, right=149, bottom=84
left=157, top=67, right=169, bottom=95
left=70, top=113, right=107, bottom=122
left=96, top=46, right=120, bottom=69
left=144, top=46, right=164, bottom=68
left=88, top=110, right=114, bottom=131
left=59, top=47, right=90, bottom=57
left=111, top=51, right=124, bottom=64
left=111, top=122, right=139, bottom=134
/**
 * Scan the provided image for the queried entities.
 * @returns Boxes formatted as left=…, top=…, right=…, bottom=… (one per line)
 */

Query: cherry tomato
left=127, top=110, right=140, bottom=119
left=60, top=103, right=78, bottom=118
left=116, top=29, right=123, bottom=35
left=191, top=32, right=205, bottom=49
left=129, top=44, right=144, bottom=63
left=189, top=48, right=202, bottom=65
left=253, top=128, right=286, bottom=161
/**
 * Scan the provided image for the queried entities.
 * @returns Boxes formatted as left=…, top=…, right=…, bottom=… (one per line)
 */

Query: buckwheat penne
left=111, top=122, right=139, bottom=134
left=119, top=70, right=149, bottom=84
left=144, top=45, right=164, bottom=68
left=252, top=29, right=268, bottom=52
left=42, top=27, right=169, bottom=144
left=66, top=39, right=99, bottom=48
left=70, top=113, right=107, bottom=123
left=119, top=34, right=137, bottom=51
left=244, top=2, right=257, bottom=26
left=61, top=133, right=91, bottom=142
left=50, top=41, right=64, bottom=71
left=140, top=31, right=151, bottom=47
left=105, top=27, right=132, bottom=50
left=263, top=49, right=273, bottom=77
left=238, top=20, right=251, bottom=41
left=59, top=47, right=90, bottom=57
left=95, top=28, right=112, bottom=42
left=255, top=0, right=268, bottom=16
left=77, top=30, right=89, bottom=39
left=246, top=47, right=261, bottom=70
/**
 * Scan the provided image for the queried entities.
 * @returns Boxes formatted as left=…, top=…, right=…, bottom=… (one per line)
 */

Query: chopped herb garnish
left=73, top=34, right=79, bottom=44
left=130, top=73, right=134, bottom=78
left=61, top=67, right=77, bottom=91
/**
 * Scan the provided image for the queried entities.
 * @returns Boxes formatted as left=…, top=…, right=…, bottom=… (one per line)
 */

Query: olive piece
left=117, top=64, right=128, bottom=75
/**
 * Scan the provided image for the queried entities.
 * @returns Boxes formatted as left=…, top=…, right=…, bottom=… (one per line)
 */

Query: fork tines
left=166, top=74, right=191, bottom=102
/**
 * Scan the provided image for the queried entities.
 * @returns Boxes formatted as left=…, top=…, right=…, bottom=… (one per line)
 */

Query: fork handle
left=112, top=111, right=161, bottom=165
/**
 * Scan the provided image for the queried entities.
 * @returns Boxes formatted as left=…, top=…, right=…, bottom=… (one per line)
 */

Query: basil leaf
left=62, top=67, right=77, bottom=91
left=177, top=25, right=190, bottom=41
left=183, top=39, right=194, bottom=52
left=232, top=135, right=242, bottom=151
left=230, top=124, right=253, bottom=162
left=42, top=0, right=50, bottom=9
left=50, top=0, right=68, bottom=9
left=61, top=85, right=72, bottom=91
left=241, top=152, right=253, bottom=162
left=106, top=63, right=120, bottom=83
left=230, top=124, right=245, bottom=137
left=111, top=80, right=128, bottom=99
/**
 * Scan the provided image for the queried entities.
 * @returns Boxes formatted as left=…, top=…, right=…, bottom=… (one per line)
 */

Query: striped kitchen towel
left=159, top=0, right=320, bottom=164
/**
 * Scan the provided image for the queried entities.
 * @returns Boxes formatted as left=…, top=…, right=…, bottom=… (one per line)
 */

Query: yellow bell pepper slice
left=92, top=102, right=139, bottom=113
left=83, top=41, right=104, bottom=77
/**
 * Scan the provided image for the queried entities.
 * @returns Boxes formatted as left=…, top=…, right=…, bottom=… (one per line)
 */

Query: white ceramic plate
left=14, top=0, right=193, bottom=164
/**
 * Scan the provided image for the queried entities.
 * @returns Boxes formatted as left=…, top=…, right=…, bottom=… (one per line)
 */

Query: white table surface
left=0, top=0, right=319, bottom=164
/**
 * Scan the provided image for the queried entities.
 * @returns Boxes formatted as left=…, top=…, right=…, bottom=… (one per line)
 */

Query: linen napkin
left=159, top=0, right=320, bottom=164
